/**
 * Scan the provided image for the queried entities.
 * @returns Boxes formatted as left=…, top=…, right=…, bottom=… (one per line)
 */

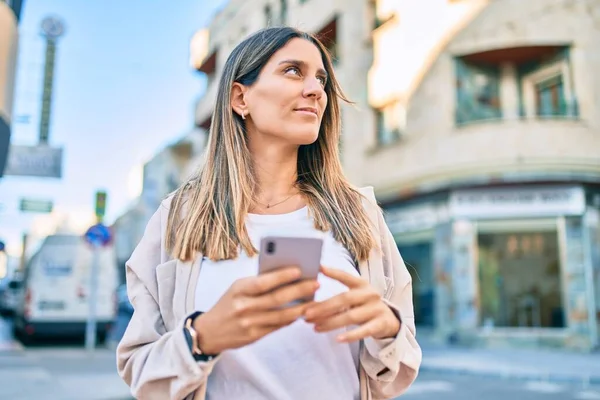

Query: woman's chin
left=292, top=132, right=319, bottom=146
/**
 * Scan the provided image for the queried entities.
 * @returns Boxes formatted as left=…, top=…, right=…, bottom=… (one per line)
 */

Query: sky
left=0, top=0, right=228, bottom=257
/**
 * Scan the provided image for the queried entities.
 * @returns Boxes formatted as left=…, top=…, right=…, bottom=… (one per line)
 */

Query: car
left=13, top=234, right=118, bottom=343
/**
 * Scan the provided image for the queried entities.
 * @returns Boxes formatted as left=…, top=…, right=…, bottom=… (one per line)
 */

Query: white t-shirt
left=194, top=207, right=361, bottom=400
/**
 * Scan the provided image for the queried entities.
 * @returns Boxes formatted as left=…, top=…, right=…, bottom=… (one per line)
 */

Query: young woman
left=117, top=26, right=421, bottom=400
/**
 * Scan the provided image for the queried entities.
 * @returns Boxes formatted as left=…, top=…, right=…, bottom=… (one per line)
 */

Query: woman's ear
left=231, top=82, right=248, bottom=119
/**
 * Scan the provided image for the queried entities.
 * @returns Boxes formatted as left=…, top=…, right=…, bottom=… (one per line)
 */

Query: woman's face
left=242, top=38, right=329, bottom=146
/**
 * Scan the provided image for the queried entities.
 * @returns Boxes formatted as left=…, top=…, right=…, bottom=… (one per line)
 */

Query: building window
left=478, top=229, right=565, bottom=328
left=518, top=49, right=577, bottom=119
left=517, top=46, right=577, bottom=119
left=455, top=59, right=502, bottom=124
left=197, top=50, right=218, bottom=82
left=264, top=4, right=272, bottom=26
left=375, top=101, right=404, bottom=146
left=536, top=75, right=566, bottom=116
left=279, top=0, right=287, bottom=25
left=315, top=17, right=338, bottom=64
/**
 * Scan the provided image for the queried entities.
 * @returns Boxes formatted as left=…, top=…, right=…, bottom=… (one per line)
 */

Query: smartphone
left=258, top=236, right=324, bottom=304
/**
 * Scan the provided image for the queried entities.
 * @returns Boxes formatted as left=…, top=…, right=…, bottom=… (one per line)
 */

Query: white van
left=13, top=234, right=118, bottom=342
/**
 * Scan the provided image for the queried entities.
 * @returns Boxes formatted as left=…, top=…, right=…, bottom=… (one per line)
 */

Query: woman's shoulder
left=355, top=186, right=380, bottom=214
left=356, top=186, right=376, bottom=202
left=159, top=180, right=198, bottom=216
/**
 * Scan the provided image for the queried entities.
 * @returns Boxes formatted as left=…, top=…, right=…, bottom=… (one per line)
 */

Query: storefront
left=384, top=184, right=599, bottom=350
left=384, top=200, right=449, bottom=329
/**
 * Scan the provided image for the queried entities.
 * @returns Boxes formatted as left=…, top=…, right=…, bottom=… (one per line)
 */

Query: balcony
left=455, top=45, right=579, bottom=126
left=364, top=118, right=600, bottom=199
left=195, top=79, right=218, bottom=130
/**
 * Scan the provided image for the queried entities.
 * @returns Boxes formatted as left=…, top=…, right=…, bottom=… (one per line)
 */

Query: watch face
left=41, top=17, right=65, bottom=39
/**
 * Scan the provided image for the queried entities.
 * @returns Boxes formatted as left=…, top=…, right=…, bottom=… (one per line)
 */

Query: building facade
left=365, top=0, right=600, bottom=350
left=112, top=130, right=206, bottom=283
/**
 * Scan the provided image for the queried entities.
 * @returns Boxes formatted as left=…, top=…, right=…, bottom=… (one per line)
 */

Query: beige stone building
left=366, top=0, right=600, bottom=351
left=190, top=0, right=600, bottom=350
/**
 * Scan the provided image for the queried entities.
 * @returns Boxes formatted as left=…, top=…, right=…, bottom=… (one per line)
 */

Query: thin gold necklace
left=258, top=192, right=298, bottom=209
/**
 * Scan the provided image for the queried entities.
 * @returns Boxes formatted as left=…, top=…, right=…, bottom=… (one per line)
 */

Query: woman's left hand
left=304, top=266, right=401, bottom=343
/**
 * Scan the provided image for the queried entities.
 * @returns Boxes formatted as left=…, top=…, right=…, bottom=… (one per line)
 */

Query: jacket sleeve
left=361, top=203, right=422, bottom=399
left=116, top=205, right=219, bottom=400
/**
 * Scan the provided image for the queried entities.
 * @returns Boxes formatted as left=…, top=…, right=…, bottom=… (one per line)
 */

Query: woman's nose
left=304, top=78, right=324, bottom=98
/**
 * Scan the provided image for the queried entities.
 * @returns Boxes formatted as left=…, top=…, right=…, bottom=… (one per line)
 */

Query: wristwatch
left=183, top=311, right=217, bottom=362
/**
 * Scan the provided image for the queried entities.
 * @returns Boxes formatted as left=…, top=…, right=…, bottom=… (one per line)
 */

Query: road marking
left=524, top=381, right=565, bottom=394
left=405, top=380, right=455, bottom=395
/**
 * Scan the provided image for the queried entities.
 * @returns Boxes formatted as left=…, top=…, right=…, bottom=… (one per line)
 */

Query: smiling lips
left=295, top=107, right=318, bottom=117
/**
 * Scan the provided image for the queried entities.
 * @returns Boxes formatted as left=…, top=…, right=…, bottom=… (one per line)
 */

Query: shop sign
left=450, top=185, right=585, bottom=219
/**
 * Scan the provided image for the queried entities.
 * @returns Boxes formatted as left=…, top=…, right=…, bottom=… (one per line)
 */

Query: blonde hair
left=166, top=27, right=376, bottom=263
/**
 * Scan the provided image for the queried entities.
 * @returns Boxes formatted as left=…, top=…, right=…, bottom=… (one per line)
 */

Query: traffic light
left=95, top=191, right=107, bottom=221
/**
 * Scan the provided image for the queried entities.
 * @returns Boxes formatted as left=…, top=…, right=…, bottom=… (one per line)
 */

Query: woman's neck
left=249, top=142, right=304, bottom=214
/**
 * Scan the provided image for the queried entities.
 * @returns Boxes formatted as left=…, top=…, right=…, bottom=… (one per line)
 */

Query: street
left=403, top=372, right=600, bottom=400
left=1, top=316, right=600, bottom=400
left=0, top=316, right=131, bottom=400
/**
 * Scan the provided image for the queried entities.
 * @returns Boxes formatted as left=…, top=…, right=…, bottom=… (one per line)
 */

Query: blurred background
left=1, top=0, right=600, bottom=399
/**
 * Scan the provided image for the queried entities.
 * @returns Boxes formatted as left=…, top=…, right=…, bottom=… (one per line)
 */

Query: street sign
left=20, top=198, right=53, bottom=213
left=84, top=223, right=112, bottom=247
left=84, top=220, right=110, bottom=352
left=95, top=191, right=107, bottom=220
left=4, top=145, right=63, bottom=178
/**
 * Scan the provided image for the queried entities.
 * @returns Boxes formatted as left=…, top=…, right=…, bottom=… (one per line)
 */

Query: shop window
left=398, top=242, right=435, bottom=327
left=455, top=59, right=502, bottom=124
left=478, top=230, right=565, bottom=329
left=375, top=101, right=404, bottom=146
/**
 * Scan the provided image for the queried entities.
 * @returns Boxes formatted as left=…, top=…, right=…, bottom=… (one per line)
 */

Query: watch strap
left=183, top=311, right=217, bottom=362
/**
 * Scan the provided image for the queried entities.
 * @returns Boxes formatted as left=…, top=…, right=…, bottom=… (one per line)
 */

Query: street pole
left=85, top=241, right=100, bottom=352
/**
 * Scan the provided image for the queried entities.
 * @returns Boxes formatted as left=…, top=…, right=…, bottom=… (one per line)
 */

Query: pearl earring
left=241, top=111, right=246, bottom=120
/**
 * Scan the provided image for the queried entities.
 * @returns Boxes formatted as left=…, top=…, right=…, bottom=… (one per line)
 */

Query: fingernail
left=336, top=335, right=346, bottom=342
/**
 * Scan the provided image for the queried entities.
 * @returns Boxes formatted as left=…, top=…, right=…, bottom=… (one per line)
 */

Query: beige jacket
left=116, top=187, right=421, bottom=400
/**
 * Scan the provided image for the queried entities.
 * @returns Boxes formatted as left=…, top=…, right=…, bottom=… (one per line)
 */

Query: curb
left=419, top=364, right=600, bottom=386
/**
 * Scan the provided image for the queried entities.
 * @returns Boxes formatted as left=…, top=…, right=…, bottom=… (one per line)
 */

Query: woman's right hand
left=192, top=266, right=319, bottom=355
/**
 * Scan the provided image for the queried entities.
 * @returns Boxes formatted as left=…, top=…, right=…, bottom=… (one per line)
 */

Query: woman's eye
left=284, top=66, right=301, bottom=76
left=317, top=76, right=327, bottom=86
